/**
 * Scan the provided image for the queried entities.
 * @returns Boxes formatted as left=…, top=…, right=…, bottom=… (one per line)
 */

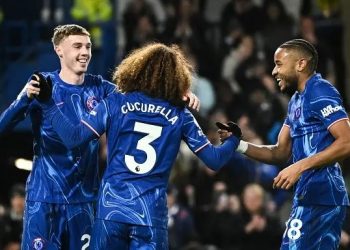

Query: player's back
left=96, top=91, right=208, bottom=229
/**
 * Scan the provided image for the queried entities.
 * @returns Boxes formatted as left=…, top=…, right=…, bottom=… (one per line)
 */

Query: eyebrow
left=72, top=42, right=92, bottom=46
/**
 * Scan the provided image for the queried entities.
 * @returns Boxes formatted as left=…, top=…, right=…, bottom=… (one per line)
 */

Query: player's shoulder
left=307, top=74, right=340, bottom=99
left=40, top=71, right=58, bottom=79
left=180, top=107, right=196, bottom=124
left=84, top=74, right=104, bottom=84
left=85, top=74, right=113, bottom=86
left=104, top=91, right=125, bottom=105
left=38, top=71, right=59, bottom=87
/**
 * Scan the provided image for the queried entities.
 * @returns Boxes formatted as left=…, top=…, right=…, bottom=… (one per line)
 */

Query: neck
left=297, top=72, right=315, bottom=92
left=59, top=69, right=85, bottom=85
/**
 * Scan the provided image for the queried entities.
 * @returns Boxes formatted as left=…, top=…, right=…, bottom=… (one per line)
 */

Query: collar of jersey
left=54, top=70, right=86, bottom=90
left=298, top=73, right=321, bottom=96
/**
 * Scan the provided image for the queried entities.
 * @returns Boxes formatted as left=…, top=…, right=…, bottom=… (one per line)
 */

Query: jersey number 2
left=125, top=122, right=162, bottom=174
left=81, top=234, right=90, bottom=250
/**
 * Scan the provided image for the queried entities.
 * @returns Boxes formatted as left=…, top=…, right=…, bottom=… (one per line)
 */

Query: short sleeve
left=310, top=83, right=348, bottom=128
left=284, top=116, right=291, bottom=127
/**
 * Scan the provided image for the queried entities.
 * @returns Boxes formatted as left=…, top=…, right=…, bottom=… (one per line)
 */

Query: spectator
left=126, top=14, right=159, bottom=53
left=167, top=185, right=197, bottom=250
left=123, top=0, right=159, bottom=54
left=162, top=0, right=214, bottom=77
left=0, top=184, right=25, bottom=250
left=199, top=182, right=244, bottom=249
left=187, top=52, right=216, bottom=117
left=260, top=0, right=295, bottom=72
left=221, top=34, right=256, bottom=96
left=221, top=0, right=264, bottom=36
left=240, top=183, right=283, bottom=250
left=296, top=16, right=333, bottom=82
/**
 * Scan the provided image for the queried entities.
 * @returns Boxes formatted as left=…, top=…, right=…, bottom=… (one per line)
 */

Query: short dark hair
left=279, top=39, right=318, bottom=73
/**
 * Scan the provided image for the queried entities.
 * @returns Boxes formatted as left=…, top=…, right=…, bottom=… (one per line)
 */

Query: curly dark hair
left=112, top=43, right=193, bottom=107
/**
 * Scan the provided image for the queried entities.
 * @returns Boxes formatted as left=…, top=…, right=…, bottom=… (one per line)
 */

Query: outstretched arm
left=34, top=72, right=107, bottom=149
left=196, top=136, right=239, bottom=171
left=244, top=125, right=292, bottom=165
left=219, top=124, right=292, bottom=165
left=217, top=122, right=292, bottom=165
left=43, top=100, right=107, bottom=149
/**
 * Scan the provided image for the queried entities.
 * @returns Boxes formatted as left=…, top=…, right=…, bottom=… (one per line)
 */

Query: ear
left=296, top=58, right=308, bottom=72
left=54, top=46, right=63, bottom=58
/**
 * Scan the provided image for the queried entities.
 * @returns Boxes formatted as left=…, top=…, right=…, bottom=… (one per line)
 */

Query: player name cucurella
left=121, top=102, right=179, bottom=124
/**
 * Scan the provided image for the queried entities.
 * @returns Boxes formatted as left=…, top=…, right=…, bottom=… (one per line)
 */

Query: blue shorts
left=21, top=201, right=94, bottom=250
left=90, top=219, right=168, bottom=250
left=281, top=205, right=346, bottom=250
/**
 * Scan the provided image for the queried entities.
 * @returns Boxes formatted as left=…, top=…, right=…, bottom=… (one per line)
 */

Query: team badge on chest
left=33, top=238, right=45, bottom=250
left=294, top=107, right=301, bottom=120
left=86, top=96, right=98, bottom=111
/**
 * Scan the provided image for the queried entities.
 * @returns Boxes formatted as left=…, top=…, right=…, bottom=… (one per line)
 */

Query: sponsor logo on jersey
left=198, top=130, right=204, bottom=136
left=320, top=105, right=342, bottom=118
left=86, top=96, right=98, bottom=112
left=33, top=238, right=45, bottom=250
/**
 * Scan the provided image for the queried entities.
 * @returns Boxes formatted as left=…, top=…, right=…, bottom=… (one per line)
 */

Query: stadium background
left=1, top=0, right=350, bottom=249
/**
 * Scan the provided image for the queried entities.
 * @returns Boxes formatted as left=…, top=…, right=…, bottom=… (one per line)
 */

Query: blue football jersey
left=281, top=204, right=346, bottom=249
left=45, top=89, right=238, bottom=230
left=0, top=70, right=115, bottom=203
left=80, top=91, right=210, bottom=229
left=284, top=73, right=349, bottom=206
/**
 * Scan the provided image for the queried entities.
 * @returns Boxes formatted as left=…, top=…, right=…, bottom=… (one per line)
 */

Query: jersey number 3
left=125, top=122, right=162, bottom=174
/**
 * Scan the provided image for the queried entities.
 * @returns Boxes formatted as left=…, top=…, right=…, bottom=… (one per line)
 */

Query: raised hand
left=31, top=72, right=53, bottom=102
left=182, top=90, right=200, bottom=112
left=216, top=121, right=242, bottom=140
left=25, top=77, right=41, bottom=99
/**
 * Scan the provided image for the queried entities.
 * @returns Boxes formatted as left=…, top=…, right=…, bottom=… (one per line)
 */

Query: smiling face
left=55, top=35, right=92, bottom=76
left=272, top=47, right=300, bottom=95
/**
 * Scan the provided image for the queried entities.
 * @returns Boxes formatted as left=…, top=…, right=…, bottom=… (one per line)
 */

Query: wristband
left=236, top=140, right=248, bottom=153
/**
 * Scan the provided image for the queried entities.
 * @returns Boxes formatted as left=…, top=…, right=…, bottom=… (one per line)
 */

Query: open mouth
left=78, top=58, right=88, bottom=64
left=276, top=78, right=282, bottom=86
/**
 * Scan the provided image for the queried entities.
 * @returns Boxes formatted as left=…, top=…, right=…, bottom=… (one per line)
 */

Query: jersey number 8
left=283, top=218, right=303, bottom=240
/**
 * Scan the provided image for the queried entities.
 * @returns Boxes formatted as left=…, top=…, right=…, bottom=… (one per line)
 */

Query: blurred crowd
left=0, top=184, right=25, bottom=250
left=1, top=0, right=350, bottom=249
